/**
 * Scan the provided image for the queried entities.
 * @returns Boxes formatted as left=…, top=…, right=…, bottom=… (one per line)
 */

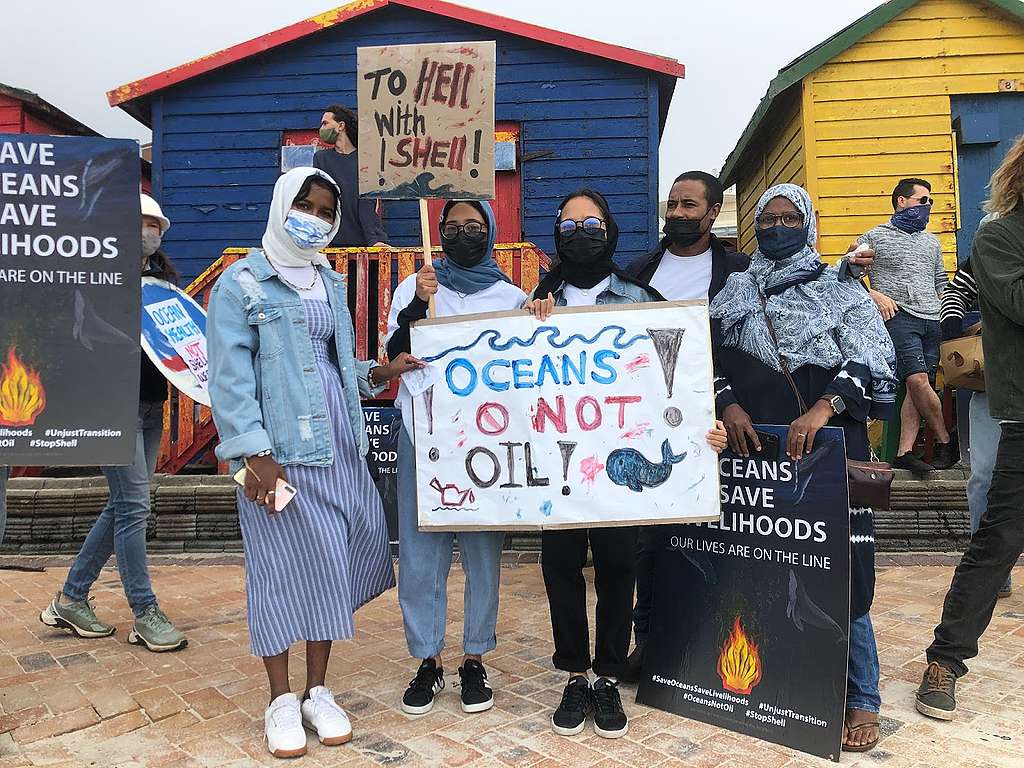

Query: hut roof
left=0, top=83, right=100, bottom=136
left=107, top=0, right=685, bottom=131
left=719, top=0, right=1024, bottom=187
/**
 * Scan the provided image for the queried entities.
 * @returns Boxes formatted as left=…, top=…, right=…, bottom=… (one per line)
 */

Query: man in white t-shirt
left=621, top=170, right=750, bottom=681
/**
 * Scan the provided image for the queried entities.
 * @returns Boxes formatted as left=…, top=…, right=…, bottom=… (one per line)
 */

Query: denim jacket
left=542, top=273, right=662, bottom=306
left=207, top=250, right=385, bottom=468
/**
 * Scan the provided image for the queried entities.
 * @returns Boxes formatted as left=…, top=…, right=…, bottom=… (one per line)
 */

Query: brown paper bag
left=939, top=322, right=984, bottom=392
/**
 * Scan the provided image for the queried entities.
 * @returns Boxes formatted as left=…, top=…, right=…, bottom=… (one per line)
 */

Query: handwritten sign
left=409, top=302, right=720, bottom=530
left=357, top=41, right=496, bottom=200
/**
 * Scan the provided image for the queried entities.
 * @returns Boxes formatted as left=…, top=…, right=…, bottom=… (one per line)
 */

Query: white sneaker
left=265, top=692, right=308, bottom=759
left=301, top=686, right=353, bottom=746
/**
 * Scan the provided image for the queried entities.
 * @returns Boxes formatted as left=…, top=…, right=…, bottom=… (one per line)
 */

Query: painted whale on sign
left=606, top=439, right=686, bottom=492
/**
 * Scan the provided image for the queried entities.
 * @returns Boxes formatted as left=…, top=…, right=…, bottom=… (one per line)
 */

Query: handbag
left=939, top=321, right=984, bottom=392
left=759, top=295, right=894, bottom=510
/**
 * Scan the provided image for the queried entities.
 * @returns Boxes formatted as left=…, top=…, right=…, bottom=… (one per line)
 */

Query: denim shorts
left=885, top=311, right=941, bottom=383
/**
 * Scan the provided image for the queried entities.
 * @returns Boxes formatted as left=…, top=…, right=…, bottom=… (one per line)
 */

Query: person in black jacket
left=621, top=171, right=749, bottom=681
left=313, top=105, right=389, bottom=248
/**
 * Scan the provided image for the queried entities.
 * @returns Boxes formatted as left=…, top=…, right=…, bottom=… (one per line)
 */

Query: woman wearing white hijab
left=208, top=168, right=421, bottom=759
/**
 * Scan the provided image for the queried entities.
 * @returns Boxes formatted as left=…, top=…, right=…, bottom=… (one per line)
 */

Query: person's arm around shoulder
left=972, top=222, right=1024, bottom=325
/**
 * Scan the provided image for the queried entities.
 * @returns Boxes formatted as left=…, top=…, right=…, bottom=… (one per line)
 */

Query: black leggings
left=541, top=526, right=638, bottom=678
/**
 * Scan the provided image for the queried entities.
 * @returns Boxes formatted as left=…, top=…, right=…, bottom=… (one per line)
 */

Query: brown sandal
left=842, top=720, right=880, bottom=752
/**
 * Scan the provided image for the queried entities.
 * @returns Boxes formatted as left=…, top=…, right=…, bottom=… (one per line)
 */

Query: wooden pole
left=418, top=198, right=436, bottom=318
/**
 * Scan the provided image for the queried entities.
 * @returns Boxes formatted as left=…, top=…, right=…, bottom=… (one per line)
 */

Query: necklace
left=269, top=260, right=320, bottom=291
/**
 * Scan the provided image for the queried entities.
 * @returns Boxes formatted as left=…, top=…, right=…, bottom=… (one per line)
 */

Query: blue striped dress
left=238, top=299, right=395, bottom=657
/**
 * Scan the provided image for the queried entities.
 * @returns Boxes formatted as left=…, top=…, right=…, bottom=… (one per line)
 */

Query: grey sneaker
left=128, top=604, right=187, bottom=652
left=915, top=661, right=957, bottom=720
left=39, top=592, right=116, bottom=639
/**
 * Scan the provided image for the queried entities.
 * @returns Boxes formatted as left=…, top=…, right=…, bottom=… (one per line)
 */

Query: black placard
left=638, top=425, right=850, bottom=762
left=0, top=135, right=141, bottom=465
left=364, top=406, right=401, bottom=542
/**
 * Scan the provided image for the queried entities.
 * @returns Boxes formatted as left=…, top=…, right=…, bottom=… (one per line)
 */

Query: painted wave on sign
left=421, top=325, right=649, bottom=364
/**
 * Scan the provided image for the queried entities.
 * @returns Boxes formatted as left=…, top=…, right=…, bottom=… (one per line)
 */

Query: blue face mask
left=890, top=203, right=931, bottom=233
left=283, top=209, right=333, bottom=250
left=755, top=225, right=808, bottom=261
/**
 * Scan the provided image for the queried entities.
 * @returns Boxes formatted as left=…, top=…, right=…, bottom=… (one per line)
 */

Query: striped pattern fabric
left=940, top=259, right=978, bottom=329
left=238, top=299, right=395, bottom=657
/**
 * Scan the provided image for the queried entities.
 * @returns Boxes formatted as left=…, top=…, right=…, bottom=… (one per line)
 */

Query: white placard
left=410, top=302, right=721, bottom=530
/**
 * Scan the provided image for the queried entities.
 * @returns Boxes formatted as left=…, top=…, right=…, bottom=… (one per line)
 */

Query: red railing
left=158, top=243, right=550, bottom=474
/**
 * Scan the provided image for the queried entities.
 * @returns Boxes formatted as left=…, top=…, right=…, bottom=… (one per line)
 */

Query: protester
left=916, top=138, right=1024, bottom=722
left=385, top=200, right=535, bottom=717
left=313, top=105, right=389, bottom=248
left=622, top=170, right=749, bottom=681
left=207, top=168, right=419, bottom=759
left=710, top=183, right=897, bottom=752
left=939, top=243, right=1011, bottom=599
left=38, top=194, right=187, bottom=653
left=859, top=178, right=954, bottom=472
left=525, top=189, right=727, bottom=740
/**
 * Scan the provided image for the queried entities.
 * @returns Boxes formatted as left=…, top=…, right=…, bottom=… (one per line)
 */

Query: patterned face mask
left=283, top=210, right=333, bottom=251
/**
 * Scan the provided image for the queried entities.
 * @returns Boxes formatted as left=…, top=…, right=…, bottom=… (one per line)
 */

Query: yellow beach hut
left=720, top=0, right=1024, bottom=271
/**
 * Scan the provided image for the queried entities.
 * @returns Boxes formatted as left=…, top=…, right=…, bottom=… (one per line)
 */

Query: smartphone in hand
left=232, top=468, right=298, bottom=512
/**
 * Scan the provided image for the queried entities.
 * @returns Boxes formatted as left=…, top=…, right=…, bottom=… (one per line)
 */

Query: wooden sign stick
left=419, top=198, right=436, bottom=318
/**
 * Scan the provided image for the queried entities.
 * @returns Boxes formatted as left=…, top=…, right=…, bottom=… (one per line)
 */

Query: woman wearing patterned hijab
left=710, top=183, right=896, bottom=753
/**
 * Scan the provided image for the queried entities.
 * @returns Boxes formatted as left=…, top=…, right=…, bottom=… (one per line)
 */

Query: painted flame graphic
left=716, top=616, right=763, bottom=695
left=0, top=347, right=46, bottom=426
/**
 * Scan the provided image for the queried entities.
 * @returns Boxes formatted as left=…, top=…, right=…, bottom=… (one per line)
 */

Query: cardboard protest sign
left=358, top=41, right=496, bottom=200
left=0, top=135, right=140, bottom=465
left=637, top=425, right=851, bottom=762
left=141, top=277, right=210, bottom=406
left=409, top=302, right=719, bottom=530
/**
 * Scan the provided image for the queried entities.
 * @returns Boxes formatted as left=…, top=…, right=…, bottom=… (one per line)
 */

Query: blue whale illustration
left=606, top=439, right=687, bottom=492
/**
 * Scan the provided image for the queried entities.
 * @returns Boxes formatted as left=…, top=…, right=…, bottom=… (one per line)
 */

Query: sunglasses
left=558, top=216, right=605, bottom=236
left=906, top=195, right=932, bottom=205
left=440, top=222, right=487, bottom=240
left=755, top=212, right=804, bottom=229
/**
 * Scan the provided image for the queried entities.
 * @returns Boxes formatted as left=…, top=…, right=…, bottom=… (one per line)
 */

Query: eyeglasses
left=558, top=217, right=605, bottom=236
left=756, top=212, right=804, bottom=229
left=441, top=222, right=487, bottom=240
left=906, top=195, right=932, bottom=205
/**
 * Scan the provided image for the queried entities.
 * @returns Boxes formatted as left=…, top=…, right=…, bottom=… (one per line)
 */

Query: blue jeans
left=0, top=465, right=7, bottom=546
left=885, top=311, right=941, bottom=383
left=846, top=613, right=881, bottom=713
left=397, top=427, right=504, bottom=659
left=63, top=402, right=163, bottom=618
left=967, top=393, right=1011, bottom=592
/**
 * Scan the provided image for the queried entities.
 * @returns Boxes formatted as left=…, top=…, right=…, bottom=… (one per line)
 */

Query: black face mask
left=441, top=233, right=488, bottom=268
left=663, top=212, right=710, bottom=248
left=557, top=230, right=614, bottom=289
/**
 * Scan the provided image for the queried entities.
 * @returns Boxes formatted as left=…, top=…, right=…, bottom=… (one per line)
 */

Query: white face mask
left=142, top=229, right=162, bottom=258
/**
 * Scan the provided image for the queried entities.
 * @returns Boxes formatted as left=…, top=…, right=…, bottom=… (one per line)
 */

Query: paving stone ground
left=0, top=558, right=1021, bottom=768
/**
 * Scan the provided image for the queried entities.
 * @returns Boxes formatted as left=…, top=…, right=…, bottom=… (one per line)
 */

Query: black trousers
left=541, top=526, right=638, bottom=678
left=927, top=422, right=1024, bottom=677
left=632, top=525, right=660, bottom=645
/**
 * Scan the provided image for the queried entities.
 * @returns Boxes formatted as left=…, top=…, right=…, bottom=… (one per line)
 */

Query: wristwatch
left=825, top=394, right=846, bottom=416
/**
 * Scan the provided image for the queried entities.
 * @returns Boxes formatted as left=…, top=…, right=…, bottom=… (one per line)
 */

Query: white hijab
left=261, top=167, right=342, bottom=268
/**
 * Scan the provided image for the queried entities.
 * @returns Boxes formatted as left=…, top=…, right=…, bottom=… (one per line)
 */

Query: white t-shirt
left=387, top=274, right=527, bottom=431
left=267, top=258, right=329, bottom=301
left=649, top=247, right=713, bottom=301
left=561, top=277, right=611, bottom=308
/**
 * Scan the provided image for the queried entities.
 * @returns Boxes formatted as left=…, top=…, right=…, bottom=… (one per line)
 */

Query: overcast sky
left=1, top=0, right=881, bottom=196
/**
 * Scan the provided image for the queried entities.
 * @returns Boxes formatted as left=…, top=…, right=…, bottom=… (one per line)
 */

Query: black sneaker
left=915, top=661, right=957, bottom=720
left=551, top=676, right=591, bottom=736
left=619, top=643, right=644, bottom=684
left=893, top=453, right=934, bottom=474
left=930, top=440, right=957, bottom=470
left=458, top=659, right=494, bottom=713
left=401, top=658, right=444, bottom=715
left=591, top=677, right=628, bottom=738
